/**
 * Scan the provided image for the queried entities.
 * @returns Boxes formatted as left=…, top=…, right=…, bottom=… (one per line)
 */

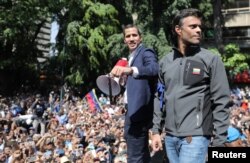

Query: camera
left=102, top=134, right=116, bottom=144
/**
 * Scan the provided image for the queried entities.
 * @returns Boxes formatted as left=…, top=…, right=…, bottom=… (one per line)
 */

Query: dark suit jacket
left=126, top=45, right=159, bottom=124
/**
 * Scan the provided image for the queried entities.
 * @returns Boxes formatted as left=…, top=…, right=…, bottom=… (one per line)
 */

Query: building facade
left=222, top=0, right=250, bottom=52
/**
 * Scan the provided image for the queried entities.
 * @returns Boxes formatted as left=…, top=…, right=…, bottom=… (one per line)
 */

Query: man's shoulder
left=200, top=47, right=215, bottom=55
left=159, top=50, right=174, bottom=61
left=140, top=46, right=155, bottom=54
left=199, top=47, right=220, bottom=61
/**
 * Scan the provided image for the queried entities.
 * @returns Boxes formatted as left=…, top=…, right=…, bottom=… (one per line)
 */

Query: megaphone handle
left=107, top=74, right=114, bottom=104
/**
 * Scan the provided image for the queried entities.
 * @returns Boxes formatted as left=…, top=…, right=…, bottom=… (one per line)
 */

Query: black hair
left=122, top=24, right=142, bottom=37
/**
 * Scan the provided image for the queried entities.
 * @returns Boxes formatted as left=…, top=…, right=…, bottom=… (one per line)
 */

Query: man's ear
left=175, top=25, right=181, bottom=36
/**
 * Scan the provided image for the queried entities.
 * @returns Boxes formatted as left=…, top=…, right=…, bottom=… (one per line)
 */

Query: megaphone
left=96, top=58, right=128, bottom=96
left=96, top=74, right=121, bottom=96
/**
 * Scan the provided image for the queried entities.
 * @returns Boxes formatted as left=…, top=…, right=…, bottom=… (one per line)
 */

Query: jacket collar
left=129, top=43, right=144, bottom=66
left=172, top=45, right=201, bottom=59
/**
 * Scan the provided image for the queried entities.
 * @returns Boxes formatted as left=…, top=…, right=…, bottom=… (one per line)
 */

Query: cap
left=227, top=126, right=241, bottom=142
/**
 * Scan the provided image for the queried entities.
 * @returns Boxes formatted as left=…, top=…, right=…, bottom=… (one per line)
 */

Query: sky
left=49, top=20, right=59, bottom=56
left=50, top=20, right=59, bottom=44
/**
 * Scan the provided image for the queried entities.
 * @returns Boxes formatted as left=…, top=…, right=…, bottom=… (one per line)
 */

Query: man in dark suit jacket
left=111, top=24, right=159, bottom=163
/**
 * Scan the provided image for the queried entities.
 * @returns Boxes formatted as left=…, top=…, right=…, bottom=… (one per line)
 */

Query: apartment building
left=36, top=18, right=51, bottom=57
left=222, top=0, right=250, bottom=52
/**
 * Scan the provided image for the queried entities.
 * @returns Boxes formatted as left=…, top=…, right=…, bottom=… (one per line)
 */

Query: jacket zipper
left=197, top=99, right=201, bottom=126
left=176, top=58, right=183, bottom=131
left=185, top=61, right=191, bottom=83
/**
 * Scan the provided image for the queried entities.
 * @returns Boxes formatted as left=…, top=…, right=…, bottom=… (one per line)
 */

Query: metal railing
left=222, top=7, right=250, bottom=14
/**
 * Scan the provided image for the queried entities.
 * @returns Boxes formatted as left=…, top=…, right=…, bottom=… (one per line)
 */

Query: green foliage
left=143, top=31, right=171, bottom=59
left=209, top=43, right=249, bottom=74
left=208, top=48, right=221, bottom=57
left=0, top=0, right=247, bottom=95
left=61, top=0, right=120, bottom=90
left=224, top=43, right=240, bottom=57
left=104, top=27, right=171, bottom=65
left=105, top=33, right=126, bottom=61
left=0, top=0, right=63, bottom=94
left=65, top=70, right=83, bottom=85
left=197, top=0, right=213, bottom=19
left=223, top=44, right=249, bottom=73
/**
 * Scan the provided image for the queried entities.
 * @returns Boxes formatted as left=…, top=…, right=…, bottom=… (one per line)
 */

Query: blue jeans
left=164, top=135, right=210, bottom=163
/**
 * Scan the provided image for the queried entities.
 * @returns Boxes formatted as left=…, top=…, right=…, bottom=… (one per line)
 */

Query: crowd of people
left=0, top=89, right=128, bottom=163
left=1, top=8, right=250, bottom=163
left=0, top=84, right=249, bottom=163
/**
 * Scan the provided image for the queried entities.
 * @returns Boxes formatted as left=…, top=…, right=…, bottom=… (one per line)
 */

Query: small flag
left=192, top=68, right=201, bottom=75
left=85, top=89, right=102, bottom=113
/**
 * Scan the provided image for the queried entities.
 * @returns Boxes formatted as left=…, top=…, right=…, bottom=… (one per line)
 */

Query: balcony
left=222, top=7, right=250, bottom=27
left=207, top=7, right=250, bottom=50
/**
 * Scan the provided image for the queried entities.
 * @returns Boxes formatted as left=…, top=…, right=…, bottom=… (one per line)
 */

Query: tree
left=103, top=0, right=172, bottom=59
left=223, top=44, right=249, bottom=74
left=56, top=0, right=171, bottom=95
left=0, top=0, right=247, bottom=95
left=209, top=43, right=250, bottom=84
left=0, top=0, right=60, bottom=94
left=212, top=0, right=224, bottom=54
left=57, top=0, right=120, bottom=95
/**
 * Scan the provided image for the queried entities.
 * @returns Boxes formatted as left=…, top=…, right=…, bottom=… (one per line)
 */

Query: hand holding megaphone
left=96, top=58, right=129, bottom=96
left=110, top=64, right=133, bottom=77
left=110, top=61, right=133, bottom=77
left=111, top=58, right=132, bottom=86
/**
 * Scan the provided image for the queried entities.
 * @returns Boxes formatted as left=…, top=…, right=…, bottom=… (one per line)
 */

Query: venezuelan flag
left=85, top=89, right=102, bottom=113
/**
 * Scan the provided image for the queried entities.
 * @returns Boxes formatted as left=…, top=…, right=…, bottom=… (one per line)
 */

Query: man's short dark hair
left=122, top=24, right=142, bottom=36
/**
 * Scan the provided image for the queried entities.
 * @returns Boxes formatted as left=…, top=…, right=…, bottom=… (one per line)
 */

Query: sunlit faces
left=124, top=27, right=142, bottom=52
left=175, top=16, right=202, bottom=45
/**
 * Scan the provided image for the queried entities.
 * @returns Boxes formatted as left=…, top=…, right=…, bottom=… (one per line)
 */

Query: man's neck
left=178, top=44, right=200, bottom=56
left=129, top=43, right=143, bottom=53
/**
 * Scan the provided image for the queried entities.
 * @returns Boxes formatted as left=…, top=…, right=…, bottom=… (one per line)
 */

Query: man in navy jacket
left=111, top=24, right=158, bottom=163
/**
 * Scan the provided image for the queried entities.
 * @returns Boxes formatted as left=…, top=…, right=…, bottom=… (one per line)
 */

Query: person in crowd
left=227, top=125, right=244, bottom=147
left=0, top=150, right=7, bottom=162
left=110, top=24, right=158, bottom=163
left=99, top=94, right=108, bottom=106
left=151, top=8, right=231, bottom=163
left=31, top=94, right=47, bottom=135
